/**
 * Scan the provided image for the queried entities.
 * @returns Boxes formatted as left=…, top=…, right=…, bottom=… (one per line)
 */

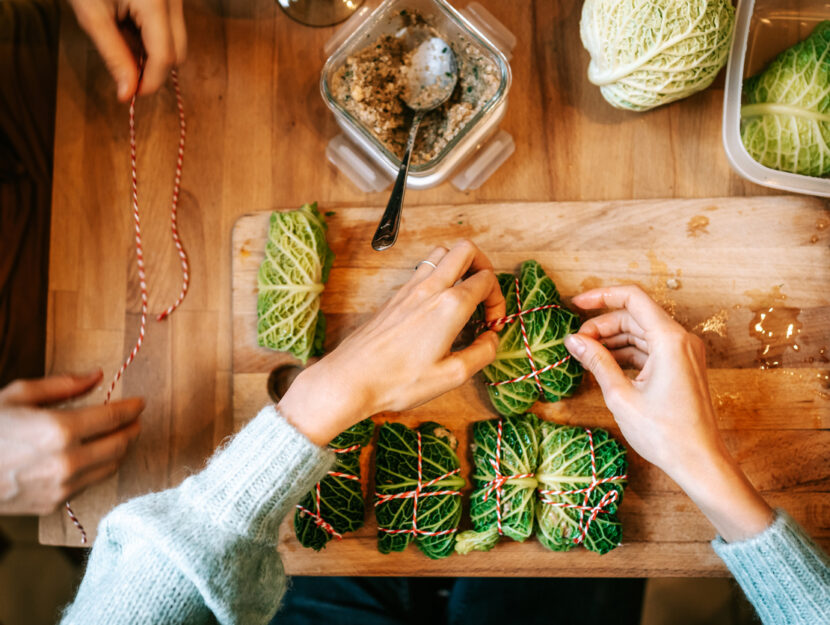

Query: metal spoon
left=371, top=36, right=458, bottom=251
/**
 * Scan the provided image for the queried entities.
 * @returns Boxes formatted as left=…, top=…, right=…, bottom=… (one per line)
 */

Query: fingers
left=411, top=246, right=449, bottom=284
left=134, top=0, right=176, bottom=95
left=564, top=334, right=633, bottom=406
left=169, top=0, right=187, bottom=63
left=572, top=285, right=674, bottom=333
left=438, top=331, right=498, bottom=385
left=600, top=332, right=649, bottom=353
left=65, top=420, right=141, bottom=482
left=0, top=370, right=103, bottom=406
left=609, top=346, right=649, bottom=370
left=72, top=2, right=139, bottom=100
left=431, top=240, right=495, bottom=288
left=579, top=310, right=646, bottom=341
left=451, top=268, right=506, bottom=327
left=61, top=397, right=145, bottom=442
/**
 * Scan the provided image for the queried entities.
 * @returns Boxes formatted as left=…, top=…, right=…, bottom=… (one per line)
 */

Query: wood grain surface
left=40, top=0, right=827, bottom=568
left=231, top=198, right=830, bottom=576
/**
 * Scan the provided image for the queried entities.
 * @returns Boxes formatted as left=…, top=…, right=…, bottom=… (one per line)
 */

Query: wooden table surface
left=41, top=0, right=825, bottom=561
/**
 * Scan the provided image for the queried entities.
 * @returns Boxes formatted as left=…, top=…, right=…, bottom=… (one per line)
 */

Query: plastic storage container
left=321, top=0, right=515, bottom=192
left=723, top=0, right=830, bottom=197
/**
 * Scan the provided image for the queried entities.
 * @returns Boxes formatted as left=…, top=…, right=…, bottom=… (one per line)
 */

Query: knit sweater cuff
left=712, top=509, right=830, bottom=624
left=180, top=404, right=333, bottom=544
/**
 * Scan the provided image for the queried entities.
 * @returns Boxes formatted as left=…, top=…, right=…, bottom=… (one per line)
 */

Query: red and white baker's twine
left=295, top=443, right=363, bottom=539
left=481, top=419, right=535, bottom=536
left=375, top=432, right=462, bottom=537
left=483, top=277, right=571, bottom=393
left=65, top=68, right=189, bottom=544
left=537, top=428, right=627, bottom=546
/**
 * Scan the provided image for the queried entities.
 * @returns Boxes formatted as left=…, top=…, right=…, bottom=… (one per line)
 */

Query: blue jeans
left=274, top=577, right=644, bottom=625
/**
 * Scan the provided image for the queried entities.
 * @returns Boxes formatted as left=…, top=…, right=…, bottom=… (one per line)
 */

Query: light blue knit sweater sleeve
left=712, top=509, right=830, bottom=625
left=61, top=405, right=333, bottom=625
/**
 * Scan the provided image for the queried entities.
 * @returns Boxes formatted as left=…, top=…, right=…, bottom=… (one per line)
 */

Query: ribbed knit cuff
left=180, top=405, right=333, bottom=544
left=712, top=509, right=830, bottom=625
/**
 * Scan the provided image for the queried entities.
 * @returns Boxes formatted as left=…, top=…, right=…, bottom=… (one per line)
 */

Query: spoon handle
left=372, top=111, right=425, bottom=251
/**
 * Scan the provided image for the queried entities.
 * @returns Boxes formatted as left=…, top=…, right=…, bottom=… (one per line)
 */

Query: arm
left=62, top=240, right=505, bottom=625
left=563, top=285, right=829, bottom=625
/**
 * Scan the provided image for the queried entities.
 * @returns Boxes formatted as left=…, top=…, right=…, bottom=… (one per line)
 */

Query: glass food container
left=722, top=0, right=830, bottom=197
left=320, top=0, right=515, bottom=192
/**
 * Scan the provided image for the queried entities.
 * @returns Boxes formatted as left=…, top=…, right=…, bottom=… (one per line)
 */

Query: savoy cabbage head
left=580, top=0, right=735, bottom=111
left=481, top=261, right=583, bottom=418
left=741, top=21, right=830, bottom=177
left=256, top=203, right=335, bottom=364
left=456, top=413, right=540, bottom=555
left=536, top=422, right=628, bottom=555
left=294, top=418, right=375, bottom=551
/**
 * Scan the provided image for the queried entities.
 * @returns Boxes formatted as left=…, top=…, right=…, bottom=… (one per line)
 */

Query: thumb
left=440, top=330, right=499, bottom=384
left=76, top=8, right=139, bottom=100
left=564, top=334, right=632, bottom=401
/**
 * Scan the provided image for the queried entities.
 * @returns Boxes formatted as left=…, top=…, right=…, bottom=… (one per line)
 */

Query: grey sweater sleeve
left=61, top=405, right=333, bottom=625
left=712, top=509, right=830, bottom=625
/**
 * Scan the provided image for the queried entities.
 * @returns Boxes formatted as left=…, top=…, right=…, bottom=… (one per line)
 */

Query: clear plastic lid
left=321, top=0, right=512, bottom=173
left=722, top=0, right=830, bottom=197
left=321, top=0, right=516, bottom=191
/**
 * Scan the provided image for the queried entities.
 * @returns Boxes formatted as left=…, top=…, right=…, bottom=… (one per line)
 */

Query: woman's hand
left=68, top=0, right=187, bottom=101
left=0, top=371, right=144, bottom=515
left=279, top=240, right=505, bottom=447
left=563, top=285, right=773, bottom=542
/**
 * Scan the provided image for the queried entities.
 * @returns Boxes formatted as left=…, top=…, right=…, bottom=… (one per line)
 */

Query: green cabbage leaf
left=256, top=202, right=335, bottom=363
left=580, top=0, right=735, bottom=111
left=294, top=418, right=375, bottom=551
left=481, top=260, right=583, bottom=418
left=455, top=414, right=540, bottom=555
left=741, top=21, right=830, bottom=177
left=536, top=422, right=628, bottom=555
left=374, top=422, right=465, bottom=559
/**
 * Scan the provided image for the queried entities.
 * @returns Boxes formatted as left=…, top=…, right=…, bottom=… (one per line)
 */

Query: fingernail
left=78, top=368, right=102, bottom=380
left=117, top=80, right=130, bottom=100
left=564, top=334, right=586, bottom=357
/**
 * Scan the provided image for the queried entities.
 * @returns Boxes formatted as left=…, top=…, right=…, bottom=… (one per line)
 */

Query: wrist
left=277, top=365, right=367, bottom=446
left=669, top=445, right=773, bottom=543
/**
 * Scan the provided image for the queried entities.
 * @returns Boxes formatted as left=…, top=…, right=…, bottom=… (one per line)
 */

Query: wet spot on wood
left=686, top=215, right=710, bottom=238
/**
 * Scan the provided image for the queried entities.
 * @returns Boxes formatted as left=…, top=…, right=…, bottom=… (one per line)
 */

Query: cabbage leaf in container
left=294, top=418, right=375, bottom=551
left=481, top=260, right=583, bottom=418
left=256, top=203, right=335, bottom=363
left=455, top=414, right=540, bottom=555
left=580, top=0, right=735, bottom=111
left=741, top=21, right=830, bottom=177
left=374, top=422, right=465, bottom=559
left=536, top=422, right=628, bottom=555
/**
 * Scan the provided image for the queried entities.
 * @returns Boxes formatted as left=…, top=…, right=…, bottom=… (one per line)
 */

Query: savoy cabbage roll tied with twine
left=374, top=422, right=465, bottom=559
left=580, top=0, right=735, bottom=111
left=294, top=418, right=375, bottom=551
left=256, top=202, right=335, bottom=364
left=456, top=413, right=540, bottom=555
left=481, top=260, right=584, bottom=418
left=536, top=422, right=628, bottom=555
left=741, top=21, right=830, bottom=178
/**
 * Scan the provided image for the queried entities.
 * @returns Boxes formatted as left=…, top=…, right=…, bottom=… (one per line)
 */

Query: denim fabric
left=274, top=577, right=645, bottom=625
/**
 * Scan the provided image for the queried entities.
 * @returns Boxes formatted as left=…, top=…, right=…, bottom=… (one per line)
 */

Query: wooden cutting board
left=232, top=197, right=830, bottom=577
